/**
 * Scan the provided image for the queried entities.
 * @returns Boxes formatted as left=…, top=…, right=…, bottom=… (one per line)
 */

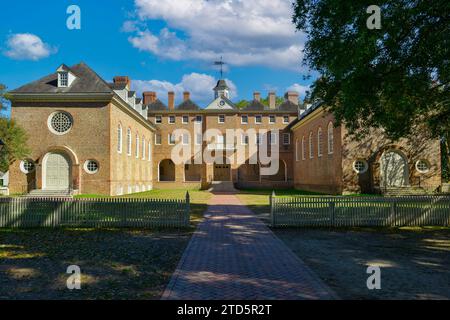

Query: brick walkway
left=162, top=194, right=337, bottom=300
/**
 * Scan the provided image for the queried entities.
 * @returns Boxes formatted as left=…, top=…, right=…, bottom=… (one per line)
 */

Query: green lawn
left=74, top=189, right=212, bottom=225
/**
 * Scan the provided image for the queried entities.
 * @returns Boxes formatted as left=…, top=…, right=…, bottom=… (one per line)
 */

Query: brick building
left=6, top=62, right=442, bottom=196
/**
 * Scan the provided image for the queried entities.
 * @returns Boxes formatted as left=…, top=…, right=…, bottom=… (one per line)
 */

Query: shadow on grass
left=0, top=227, right=193, bottom=299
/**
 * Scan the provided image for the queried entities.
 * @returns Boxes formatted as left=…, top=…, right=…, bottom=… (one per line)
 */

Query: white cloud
left=287, top=83, right=310, bottom=99
left=132, top=73, right=237, bottom=106
left=125, top=0, right=305, bottom=70
left=3, top=33, right=56, bottom=61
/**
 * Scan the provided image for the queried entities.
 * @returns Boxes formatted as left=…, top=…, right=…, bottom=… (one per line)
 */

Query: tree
left=0, top=117, right=30, bottom=173
left=0, top=84, right=8, bottom=112
left=293, top=0, right=450, bottom=179
left=235, top=96, right=286, bottom=109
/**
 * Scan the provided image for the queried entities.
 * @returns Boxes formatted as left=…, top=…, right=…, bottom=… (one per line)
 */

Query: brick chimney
left=284, top=91, right=299, bottom=105
left=183, top=91, right=190, bottom=102
left=113, top=76, right=131, bottom=90
left=268, top=92, right=276, bottom=109
left=253, top=92, right=261, bottom=102
left=168, top=91, right=175, bottom=110
left=143, top=92, right=156, bottom=105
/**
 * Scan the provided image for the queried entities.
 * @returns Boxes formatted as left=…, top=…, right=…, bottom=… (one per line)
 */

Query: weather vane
left=214, top=56, right=226, bottom=79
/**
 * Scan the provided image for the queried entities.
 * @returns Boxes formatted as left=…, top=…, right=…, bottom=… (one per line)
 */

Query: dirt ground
left=0, top=228, right=191, bottom=300
left=275, top=227, right=450, bottom=300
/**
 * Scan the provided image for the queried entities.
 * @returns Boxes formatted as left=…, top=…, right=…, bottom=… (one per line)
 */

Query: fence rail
left=0, top=194, right=190, bottom=228
left=270, top=194, right=450, bottom=227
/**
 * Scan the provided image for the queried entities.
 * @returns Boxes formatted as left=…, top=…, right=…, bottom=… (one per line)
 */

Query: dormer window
left=58, top=72, right=68, bottom=87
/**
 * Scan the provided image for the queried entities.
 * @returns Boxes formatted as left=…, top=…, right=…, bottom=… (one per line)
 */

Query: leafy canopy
left=292, top=0, right=449, bottom=139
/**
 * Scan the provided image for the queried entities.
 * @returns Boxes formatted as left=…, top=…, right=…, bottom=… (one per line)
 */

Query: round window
left=48, top=111, right=73, bottom=135
left=353, top=160, right=368, bottom=174
left=20, top=159, right=35, bottom=174
left=84, top=160, right=99, bottom=174
left=415, top=160, right=430, bottom=173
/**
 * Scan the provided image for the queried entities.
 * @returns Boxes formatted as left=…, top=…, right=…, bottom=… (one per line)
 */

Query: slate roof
left=128, top=91, right=136, bottom=98
left=147, top=99, right=168, bottom=111
left=277, top=100, right=299, bottom=112
left=11, top=62, right=114, bottom=94
left=135, top=98, right=142, bottom=104
left=242, top=99, right=268, bottom=111
left=177, top=99, right=201, bottom=111
left=108, top=82, right=128, bottom=90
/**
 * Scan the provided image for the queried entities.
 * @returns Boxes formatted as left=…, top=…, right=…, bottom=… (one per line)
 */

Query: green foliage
left=293, top=0, right=450, bottom=178
left=0, top=117, right=30, bottom=172
left=235, top=96, right=285, bottom=109
left=0, top=84, right=8, bottom=112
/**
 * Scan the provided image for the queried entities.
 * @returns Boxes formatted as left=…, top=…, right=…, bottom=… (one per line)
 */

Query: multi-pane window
left=169, top=116, right=175, bottom=124
left=283, top=115, right=290, bottom=124
left=302, top=136, right=306, bottom=160
left=169, top=134, right=176, bottom=145
left=269, top=115, right=275, bottom=124
left=241, top=115, right=248, bottom=124
left=117, top=125, right=122, bottom=153
left=182, top=134, right=189, bottom=145
left=241, top=134, right=249, bottom=145
left=317, top=128, right=323, bottom=157
left=328, top=122, right=334, bottom=154
left=255, top=115, right=262, bottom=124
left=127, top=128, right=132, bottom=156
left=136, top=135, right=140, bottom=158
left=155, top=115, right=162, bottom=124
left=59, top=72, right=68, bottom=87
left=195, top=115, right=203, bottom=123
left=270, top=132, right=277, bottom=145
left=309, top=132, right=313, bottom=158
left=283, top=133, right=290, bottom=145
left=182, top=115, right=189, bottom=124
left=148, top=142, right=151, bottom=161
left=142, top=136, right=146, bottom=159
left=353, top=160, right=368, bottom=174
left=218, top=114, right=225, bottom=123
left=196, top=133, right=202, bottom=145
left=155, top=134, right=162, bottom=145
left=295, top=139, right=299, bottom=161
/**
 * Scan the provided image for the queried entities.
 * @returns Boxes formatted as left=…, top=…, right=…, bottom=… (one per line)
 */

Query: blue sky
left=0, top=0, right=314, bottom=114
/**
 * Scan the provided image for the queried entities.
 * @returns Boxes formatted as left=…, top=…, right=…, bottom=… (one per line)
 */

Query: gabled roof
left=147, top=99, right=168, bottom=111
left=177, top=99, right=200, bottom=111
left=10, top=62, right=114, bottom=94
left=128, top=91, right=136, bottom=98
left=108, top=82, right=128, bottom=90
left=135, top=98, right=142, bottom=104
left=242, top=99, right=268, bottom=111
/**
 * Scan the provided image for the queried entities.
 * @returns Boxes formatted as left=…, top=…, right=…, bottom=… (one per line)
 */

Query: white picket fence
left=270, top=194, right=450, bottom=227
left=0, top=194, right=190, bottom=228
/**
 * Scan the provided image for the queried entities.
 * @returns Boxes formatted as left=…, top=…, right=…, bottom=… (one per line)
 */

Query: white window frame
left=283, top=133, right=290, bottom=145
left=136, top=135, right=140, bottom=158
left=241, top=134, right=249, bottom=145
left=255, top=115, right=262, bottom=124
left=117, top=124, right=123, bottom=153
left=353, top=160, right=368, bottom=174
left=127, top=128, right=132, bottom=156
left=155, top=115, right=162, bottom=124
left=317, top=128, right=323, bottom=157
left=328, top=122, right=334, bottom=154
left=168, top=115, right=176, bottom=124
left=155, top=134, right=162, bottom=145
left=295, top=139, right=299, bottom=161
left=142, top=136, right=146, bottom=160
left=148, top=141, right=152, bottom=161
left=309, top=132, right=313, bottom=159
left=195, top=133, right=203, bottom=145
left=283, top=115, right=290, bottom=124
left=182, top=115, right=189, bottom=124
left=270, top=132, right=278, bottom=145
left=168, top=133, right=176, bottom=145
left=415, top=160, right=430, bottom=173
left=195, top=115, right=203, bottom=123
left=302, top=136, right=306, bottom=160
left=182, top=133, right=190, bottom=145
left=269, top=115, right=276, bottom=124
left=58, top=72, right=68, bottom=87
left=241, top=115, right=248, bottom=124
left=218, top=114, right=225, bottom=124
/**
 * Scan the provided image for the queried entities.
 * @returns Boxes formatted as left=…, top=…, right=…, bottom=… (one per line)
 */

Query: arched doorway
left=261, top=160, right=287, bottom=182
left=43, top=152, right=71, bottom=190
left=380, top=150, right=409, bottom=187
left=213, top=157, right=231, bottom=181
left=159, top=159, right=175, bottom=181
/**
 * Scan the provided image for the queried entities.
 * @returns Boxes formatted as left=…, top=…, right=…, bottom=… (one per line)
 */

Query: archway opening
left=159, top=159, right=175, bottom=182
left=380, top=150, right=409, bottom=187
left=43, top=152, right=71, bottom=190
